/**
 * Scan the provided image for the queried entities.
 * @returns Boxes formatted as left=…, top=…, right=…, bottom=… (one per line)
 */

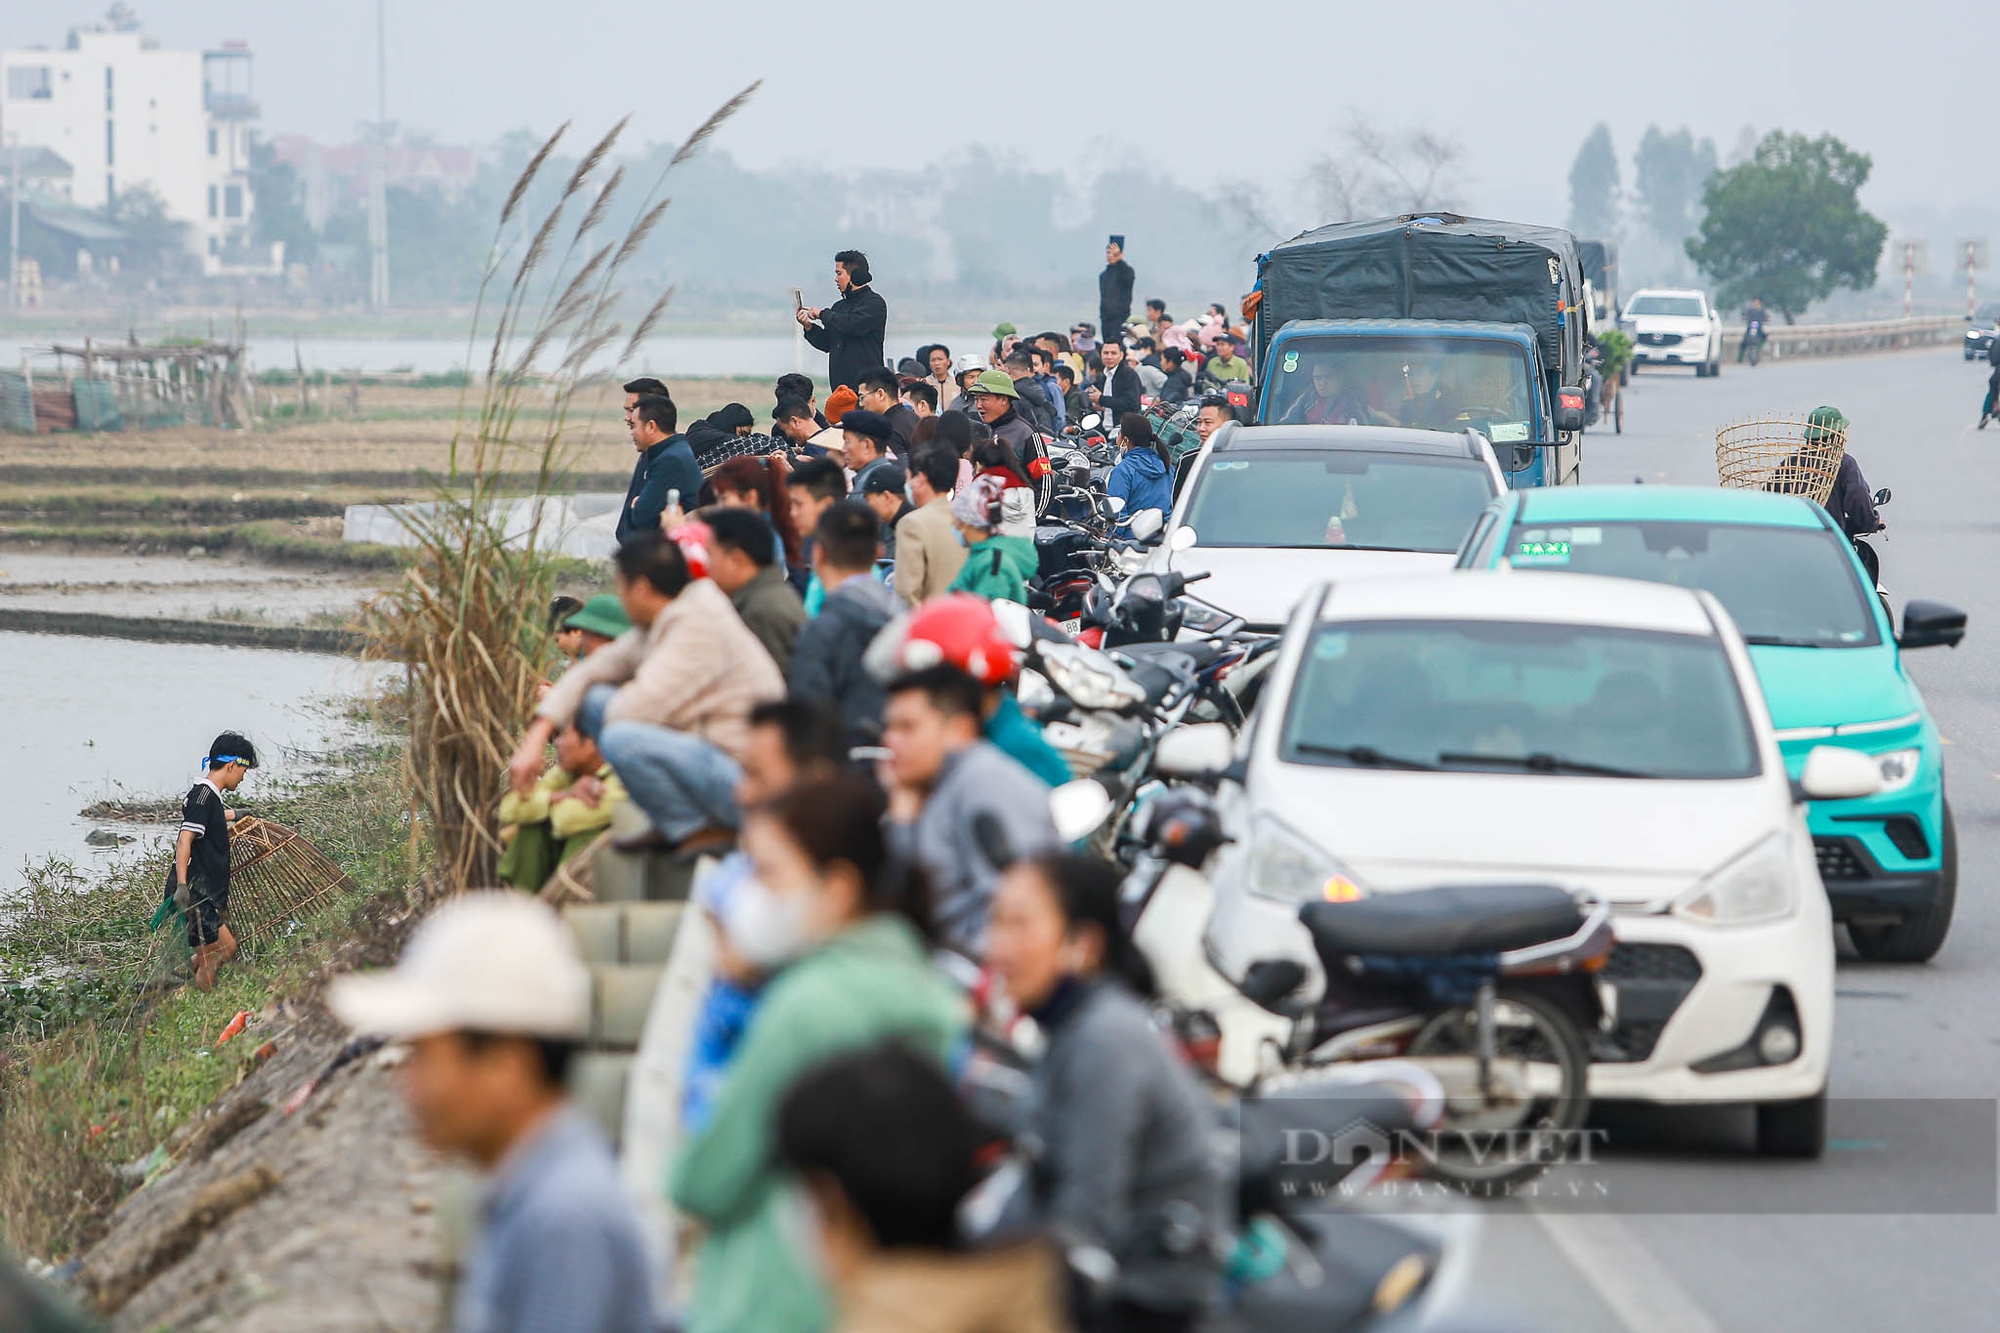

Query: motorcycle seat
left=1300, top=883, right=1582, bottom=961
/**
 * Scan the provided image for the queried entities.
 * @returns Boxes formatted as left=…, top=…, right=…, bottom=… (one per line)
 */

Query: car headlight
left=1177, top=597, right=1233, bottom=634
left=1869, top=747, right=1921, bottom=794
left=1674, top=832, right=1797, bottom=926
left=1037, top=642, right=1147, bottom=711
left=1247, top=812, right=1367, bottom=904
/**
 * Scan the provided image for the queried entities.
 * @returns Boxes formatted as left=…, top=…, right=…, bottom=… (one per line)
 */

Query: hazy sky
left=11, top=0, right=1995, bottom=236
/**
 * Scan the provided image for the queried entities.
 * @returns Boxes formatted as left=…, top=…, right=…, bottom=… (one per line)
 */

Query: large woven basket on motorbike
left=1715, top=412, right=1846, bottom=506
left=224, top=815, right=358, bottom=942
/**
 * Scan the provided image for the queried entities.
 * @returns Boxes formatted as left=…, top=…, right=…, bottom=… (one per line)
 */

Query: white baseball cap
left=327, top=891, right=591, bottom=1041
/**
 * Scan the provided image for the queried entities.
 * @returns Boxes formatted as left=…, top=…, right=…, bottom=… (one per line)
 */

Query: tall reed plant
left=363, top=86, right=757, bottom=896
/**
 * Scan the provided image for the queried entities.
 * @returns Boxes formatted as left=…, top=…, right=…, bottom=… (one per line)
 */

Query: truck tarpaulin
left=1255, top=213, right=1588, bottom=378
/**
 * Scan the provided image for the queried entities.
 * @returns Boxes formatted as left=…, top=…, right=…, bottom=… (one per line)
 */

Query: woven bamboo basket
left=1715, top=412, right=1847, bottom=506
left=224, top=815, right=358, bottom=942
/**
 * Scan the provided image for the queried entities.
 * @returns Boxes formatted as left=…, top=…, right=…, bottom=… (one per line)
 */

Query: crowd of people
left=320, top=240, right=1272, bottom=1333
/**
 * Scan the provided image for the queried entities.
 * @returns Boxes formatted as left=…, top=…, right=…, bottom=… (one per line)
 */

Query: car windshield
left=1626, top=295, right=1705, bottom=317
left=1281, top=620, right=1760, bottom=780
left=1503, top=520, right=1881, bottom=648
left=1181, top=449, right=1496, bottom=551
left=1263, top=336, right=1537, bottom=444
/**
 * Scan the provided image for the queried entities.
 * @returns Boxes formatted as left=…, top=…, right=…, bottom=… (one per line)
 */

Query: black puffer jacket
left=803, top=285, right=888, bottom=392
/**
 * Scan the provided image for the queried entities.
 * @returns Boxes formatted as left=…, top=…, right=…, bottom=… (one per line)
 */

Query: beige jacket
left=893, top=495, right=969, bottom=606
left=835, top=1242, right=1071, bottom=1333
left=536, top=577, right=783, bottom=761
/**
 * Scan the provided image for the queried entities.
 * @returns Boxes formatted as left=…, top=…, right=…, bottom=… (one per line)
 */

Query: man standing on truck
left=1099, top=236, right=1134, bottom=352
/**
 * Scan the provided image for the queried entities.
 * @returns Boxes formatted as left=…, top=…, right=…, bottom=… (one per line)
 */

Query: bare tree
left=1300, top=114, right=1468, bottom=223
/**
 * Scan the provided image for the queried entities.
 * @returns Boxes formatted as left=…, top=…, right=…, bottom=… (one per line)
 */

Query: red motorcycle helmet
left=892, top=593, right=1022, bottom=687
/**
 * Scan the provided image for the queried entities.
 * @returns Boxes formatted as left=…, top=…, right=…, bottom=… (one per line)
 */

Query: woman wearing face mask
left=986, top=853, right=1222, bottom=1333
left=669, top=774, right=966, bottom=1333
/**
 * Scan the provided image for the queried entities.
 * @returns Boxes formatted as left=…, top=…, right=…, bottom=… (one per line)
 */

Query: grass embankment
left=0, top=732, right=422, bottom=1260
left=0, top=376, right=775, bottom=569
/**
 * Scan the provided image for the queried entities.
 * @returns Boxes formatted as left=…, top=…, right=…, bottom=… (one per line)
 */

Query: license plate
left=1059, top=618, right=1082, bottom=634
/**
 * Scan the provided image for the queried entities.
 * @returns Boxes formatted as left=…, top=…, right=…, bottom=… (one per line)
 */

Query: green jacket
left=947, top=535, right=1037, bottom=603
left=668, top=915, right=966, bottom=1333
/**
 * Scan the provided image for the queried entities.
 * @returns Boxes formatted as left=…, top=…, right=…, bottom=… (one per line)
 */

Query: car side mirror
left=1170, top=524, right=1199, bottom=552
left=1798, top=745, right=1885, bottom=802
left=1554, top=388, right=1587, bottom=434
left=1897, top=599, right=1966, bottom=650
left=1128, top=508, right=1164, bottom=541
left=1153, top=722, right=1235, bottom=779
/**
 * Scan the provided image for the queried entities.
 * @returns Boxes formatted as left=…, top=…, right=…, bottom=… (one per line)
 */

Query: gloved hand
left=171, top=879, right=192, bottom=912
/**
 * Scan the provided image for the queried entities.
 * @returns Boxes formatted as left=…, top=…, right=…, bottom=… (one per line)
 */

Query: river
left=11, top=329, right=999, bottom=380
left=0, top=633, right=391, bottom=895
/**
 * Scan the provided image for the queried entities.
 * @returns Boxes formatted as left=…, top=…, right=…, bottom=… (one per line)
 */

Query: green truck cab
left=1246, top=213, right=1592, bottom=489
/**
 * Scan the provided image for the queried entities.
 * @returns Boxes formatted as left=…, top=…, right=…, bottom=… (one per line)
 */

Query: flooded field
left=0, top=632, right=391, bottom=892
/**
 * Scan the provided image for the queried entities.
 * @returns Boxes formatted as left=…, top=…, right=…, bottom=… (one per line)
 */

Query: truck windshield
left=1182, top=449, right=1497, bottom=551
left=1504, top=520, right=1881, bottom=648
left=1626, top=295, right=1705, bottom=317
left=1263, top=336, right=1536, bottom=445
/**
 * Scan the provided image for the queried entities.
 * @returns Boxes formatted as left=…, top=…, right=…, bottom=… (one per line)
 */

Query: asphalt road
left=1454, top=343, right=2000, bottom=1331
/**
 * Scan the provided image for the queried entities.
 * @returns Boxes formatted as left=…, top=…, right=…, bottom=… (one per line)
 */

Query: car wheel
left=1709, top=356, right=1722, bottom=377
left=1756, top=1090, right=1827, bottom=1158
left=1694, top=361, right=1709, bottom=378
left=1849, top=800, right=1957, bottom=963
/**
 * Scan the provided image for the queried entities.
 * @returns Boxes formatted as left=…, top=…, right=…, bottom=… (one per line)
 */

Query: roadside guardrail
left=1718, top=315, right=1963, bottom=361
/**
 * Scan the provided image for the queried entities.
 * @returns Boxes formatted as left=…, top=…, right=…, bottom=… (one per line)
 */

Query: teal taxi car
left=1456, top=485, right=1967, bottom=961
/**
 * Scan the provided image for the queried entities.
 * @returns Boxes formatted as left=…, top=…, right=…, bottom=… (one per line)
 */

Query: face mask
left=727, top=875, right=814, bottom=969
left=904, top=481, right=917, bottom=505
left=954, top=528, right=969, bottom=548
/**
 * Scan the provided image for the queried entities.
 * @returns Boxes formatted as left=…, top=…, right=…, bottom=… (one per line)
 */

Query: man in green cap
left=968, top=368, right=1039, bottom=462
left=563, top=593, right=631, bottom=657
left=1783, top=405, right=1881, bottom=541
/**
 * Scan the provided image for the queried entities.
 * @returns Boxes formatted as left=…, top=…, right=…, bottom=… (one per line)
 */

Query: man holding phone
left=797, top=250, right=888, bottom=394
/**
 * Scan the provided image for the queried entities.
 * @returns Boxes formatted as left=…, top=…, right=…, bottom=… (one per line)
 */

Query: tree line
left=1567, top=122, right=1888, bottom=323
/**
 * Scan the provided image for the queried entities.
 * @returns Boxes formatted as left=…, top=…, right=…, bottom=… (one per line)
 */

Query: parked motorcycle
left=1112, top=772, right=1612, bottom=1188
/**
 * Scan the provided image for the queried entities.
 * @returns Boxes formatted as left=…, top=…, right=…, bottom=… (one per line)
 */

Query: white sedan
left=1621, top=288, right=1724, bottom=377
left=1185, top=570, right=1882, bottom=1155
left=1146, top=423, right=1506, bottom=633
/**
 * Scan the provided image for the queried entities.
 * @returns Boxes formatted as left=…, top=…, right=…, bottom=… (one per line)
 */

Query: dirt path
left=74, top=1017, right=447, bottom=1331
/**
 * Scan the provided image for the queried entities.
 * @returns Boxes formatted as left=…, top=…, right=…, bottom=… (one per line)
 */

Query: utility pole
left=8, top=135, right=19, bottom=311
left=367, top=0, right=390, bottom=309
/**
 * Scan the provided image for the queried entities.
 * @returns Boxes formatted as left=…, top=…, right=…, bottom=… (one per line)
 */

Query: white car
left=1148, top=424, right=1506, bottom=633
left=1188, top=570, right=1882, bottom=1154
left=1621, top=288, right=1724, bottom=377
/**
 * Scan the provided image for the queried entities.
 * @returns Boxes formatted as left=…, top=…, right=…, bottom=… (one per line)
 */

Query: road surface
left=1454, top=344, right=2000, bottom=1330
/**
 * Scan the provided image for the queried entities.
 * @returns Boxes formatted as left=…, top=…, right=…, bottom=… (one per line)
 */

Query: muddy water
left=0, top=632, right=392, bottom=892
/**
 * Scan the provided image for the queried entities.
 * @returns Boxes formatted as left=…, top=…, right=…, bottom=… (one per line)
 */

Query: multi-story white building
left=1, top=7, right=278, bottom=276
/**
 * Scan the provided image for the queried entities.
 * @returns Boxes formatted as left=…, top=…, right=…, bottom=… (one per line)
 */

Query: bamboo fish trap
left=224, top=816, right=358, bottom=943
left=1715, top=411, right=1848, bottom=506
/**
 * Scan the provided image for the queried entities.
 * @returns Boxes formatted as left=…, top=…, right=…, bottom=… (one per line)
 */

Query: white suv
left=1621, top=288, right=1724, bottom=377
left=1185, top=571, right=1885, bottom=1155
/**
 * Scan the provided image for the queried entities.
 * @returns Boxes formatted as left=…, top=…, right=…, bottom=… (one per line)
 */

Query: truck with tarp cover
left=1245, top=213, right=1592, bottom=487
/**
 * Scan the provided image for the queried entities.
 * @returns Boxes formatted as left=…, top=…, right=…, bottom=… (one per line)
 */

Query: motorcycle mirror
left=1129, top=508, right=1164, bottom=541
left=1170, top=524, right=1200, bottom=552
left=1049, top=779, right=1115, bottom=842
left=988, top=597, right=1035, bottom=649
left=1873, top=487, right=1892, bottom=506
left=1080, top=412, right=1103, bottom=431
left=1154, top=722, right=1235, bottom=779
left=1105, top=495, right=1127, bottom=515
